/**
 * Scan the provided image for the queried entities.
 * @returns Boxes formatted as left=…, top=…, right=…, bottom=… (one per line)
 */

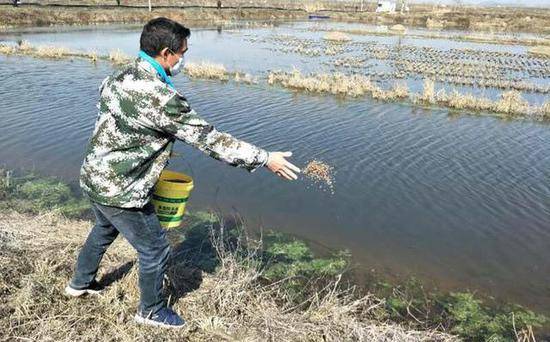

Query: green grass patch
left=260, top=230, right=350, bottom=300
left=0, top=168, right=90, bottom=219
left=372, top=277, right=547, bottom=341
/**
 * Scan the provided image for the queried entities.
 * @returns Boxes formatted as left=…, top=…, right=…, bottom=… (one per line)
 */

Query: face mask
left=169, top=56, right=185, bottom=76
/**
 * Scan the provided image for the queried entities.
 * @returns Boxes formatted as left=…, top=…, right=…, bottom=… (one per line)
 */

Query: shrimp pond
left=1, top=21, right=549, bottom=314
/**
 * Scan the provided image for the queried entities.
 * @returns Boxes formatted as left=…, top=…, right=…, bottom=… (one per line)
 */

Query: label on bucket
left=152, top=194, right=188, bottom=203
left=156, top=204, right=179, bottom=216
left=158, top=214, right=184, bottom=222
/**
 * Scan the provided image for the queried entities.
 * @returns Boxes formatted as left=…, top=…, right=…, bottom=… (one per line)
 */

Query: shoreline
left=0, top=168, right=548, bottom=340
left=0, top=208, right=458, bottom=341
left=0, top=3, right=549, bottom=34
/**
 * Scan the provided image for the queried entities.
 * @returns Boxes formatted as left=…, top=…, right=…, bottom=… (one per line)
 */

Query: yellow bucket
left=152, top=170, right=194, bottom=228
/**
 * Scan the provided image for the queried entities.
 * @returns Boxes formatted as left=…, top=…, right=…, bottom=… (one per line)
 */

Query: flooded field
left=1, top=21, right=549, bottom=314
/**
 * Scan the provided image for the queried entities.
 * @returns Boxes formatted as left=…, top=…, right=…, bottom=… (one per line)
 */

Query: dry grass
left=493, top=90, right=531, bottom=116
left=303, top=1, right=324, bottom=13
left=267, top=71, right=546, bottom=120
left=370, top=82, right=410, bottom=102
left=268, top=69, right=376, bottom=97
left=415, top=81, right=536, bottom=118
left=426, top=18, right=444, bottom=30
left=0, top=44, right=16, bottom=54
left=442, top=90, right=493, bottom=113
left=89, top=51, right=99, bottom=63
left=18, top=39, right=32, bottom=51
left=539, top=102, right=550, bottom=120
left=108, top=49, right=132, bottom=65
left=234, top=72, right=258, bottom=84
left=184, top=61, right=229, bottom=81
left=34, top=45, right=72, bottom=58
left=0, top=41, right=233, bottom=82
left=419, top=79, right=437, bottom=104
left=389, top=24, right=407, bottom=34
left=1, top=41, right=546, bottom=121
left=0, top=209, right=458, bottom=341
left=323, top=31, right=352, bottom=42
left=528, top=45, right=550, bottom=58
left=0, top=40, right=75, bottom=60
left=0, top=40, right=129, bottom=66
left=0, top=41, right=252, bottom=86
left=391, top=82, right=410, bottom=99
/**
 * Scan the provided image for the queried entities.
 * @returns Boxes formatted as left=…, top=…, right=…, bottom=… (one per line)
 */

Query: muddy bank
left=0, top=167, right=458, bottom=340
left=0, top=209, right=463, bottom=341
left=0, top=5, right=304, bottom=29
left=323, top=4, right=550, bottom=35
left=1, top=3, right=549, bottom=34
left=0, top=163, right=548, bottom=340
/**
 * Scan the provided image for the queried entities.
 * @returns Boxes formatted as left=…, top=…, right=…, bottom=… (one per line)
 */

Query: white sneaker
left=64, top=280, right=104, bottom=297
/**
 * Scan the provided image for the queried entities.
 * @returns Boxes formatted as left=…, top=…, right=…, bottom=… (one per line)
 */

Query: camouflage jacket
left=80, top=57, right=268, bottom=208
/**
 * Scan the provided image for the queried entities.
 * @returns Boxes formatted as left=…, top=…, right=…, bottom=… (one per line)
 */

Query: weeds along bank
left=0, top=169, right=455, bottom=341
left=1, top=40, right=548, bottom=122
left=0, top=169, right=548, bottom=340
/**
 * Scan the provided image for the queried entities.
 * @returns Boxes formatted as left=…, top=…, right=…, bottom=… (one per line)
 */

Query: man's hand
left=266, top=151, right=300, bottom=180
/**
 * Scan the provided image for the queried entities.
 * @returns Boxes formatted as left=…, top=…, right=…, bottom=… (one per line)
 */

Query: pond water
left=1, top=21, right=549, bottom=313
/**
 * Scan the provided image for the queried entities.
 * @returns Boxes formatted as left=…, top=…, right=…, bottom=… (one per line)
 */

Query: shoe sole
left=134, top=314, right=185, bottom=329
left=64, top=285, right=103, bottom=297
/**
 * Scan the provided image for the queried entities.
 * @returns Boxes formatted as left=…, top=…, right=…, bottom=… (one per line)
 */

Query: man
left=65, top=17, right=300, bottom=329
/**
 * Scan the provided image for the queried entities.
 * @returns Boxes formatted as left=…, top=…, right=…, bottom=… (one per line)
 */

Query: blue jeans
left=70, top=200, right=171, bottom=316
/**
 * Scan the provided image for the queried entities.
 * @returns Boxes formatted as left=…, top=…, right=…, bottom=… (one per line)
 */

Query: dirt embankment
left=324, top=4, right=550, bottom=35
left=0, top=5, right=304, bottom=29
left=0, top=209, right=457, bottom=341
left=0, top=2, right=549, bottom=34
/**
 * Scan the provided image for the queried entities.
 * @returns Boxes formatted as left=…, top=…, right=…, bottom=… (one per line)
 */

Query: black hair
left=139, top=17, right=191, bottom=57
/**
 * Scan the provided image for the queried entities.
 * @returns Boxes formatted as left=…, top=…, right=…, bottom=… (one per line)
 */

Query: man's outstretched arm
left=145, top=93, right=300, bottom=180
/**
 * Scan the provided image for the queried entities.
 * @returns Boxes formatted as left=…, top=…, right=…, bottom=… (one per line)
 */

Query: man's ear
left=159, top=47, right=170, bottom=60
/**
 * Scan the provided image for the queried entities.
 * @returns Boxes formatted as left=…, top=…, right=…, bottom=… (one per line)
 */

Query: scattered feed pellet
left=303, top=160, right=335, bottom=194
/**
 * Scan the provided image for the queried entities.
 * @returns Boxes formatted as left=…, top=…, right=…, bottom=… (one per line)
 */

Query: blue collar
left=138, top=50, right=176, bottom=90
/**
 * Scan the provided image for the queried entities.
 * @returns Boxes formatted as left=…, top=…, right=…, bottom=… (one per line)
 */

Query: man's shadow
left=164, top=213, right=244, bottom=302
left=98, top=212, right=243, bottom=304
left=99, top=260, right=136, bottom=287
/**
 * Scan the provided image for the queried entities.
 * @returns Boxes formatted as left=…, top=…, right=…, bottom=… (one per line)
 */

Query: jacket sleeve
left=148, top=92, right=269, bottom=172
